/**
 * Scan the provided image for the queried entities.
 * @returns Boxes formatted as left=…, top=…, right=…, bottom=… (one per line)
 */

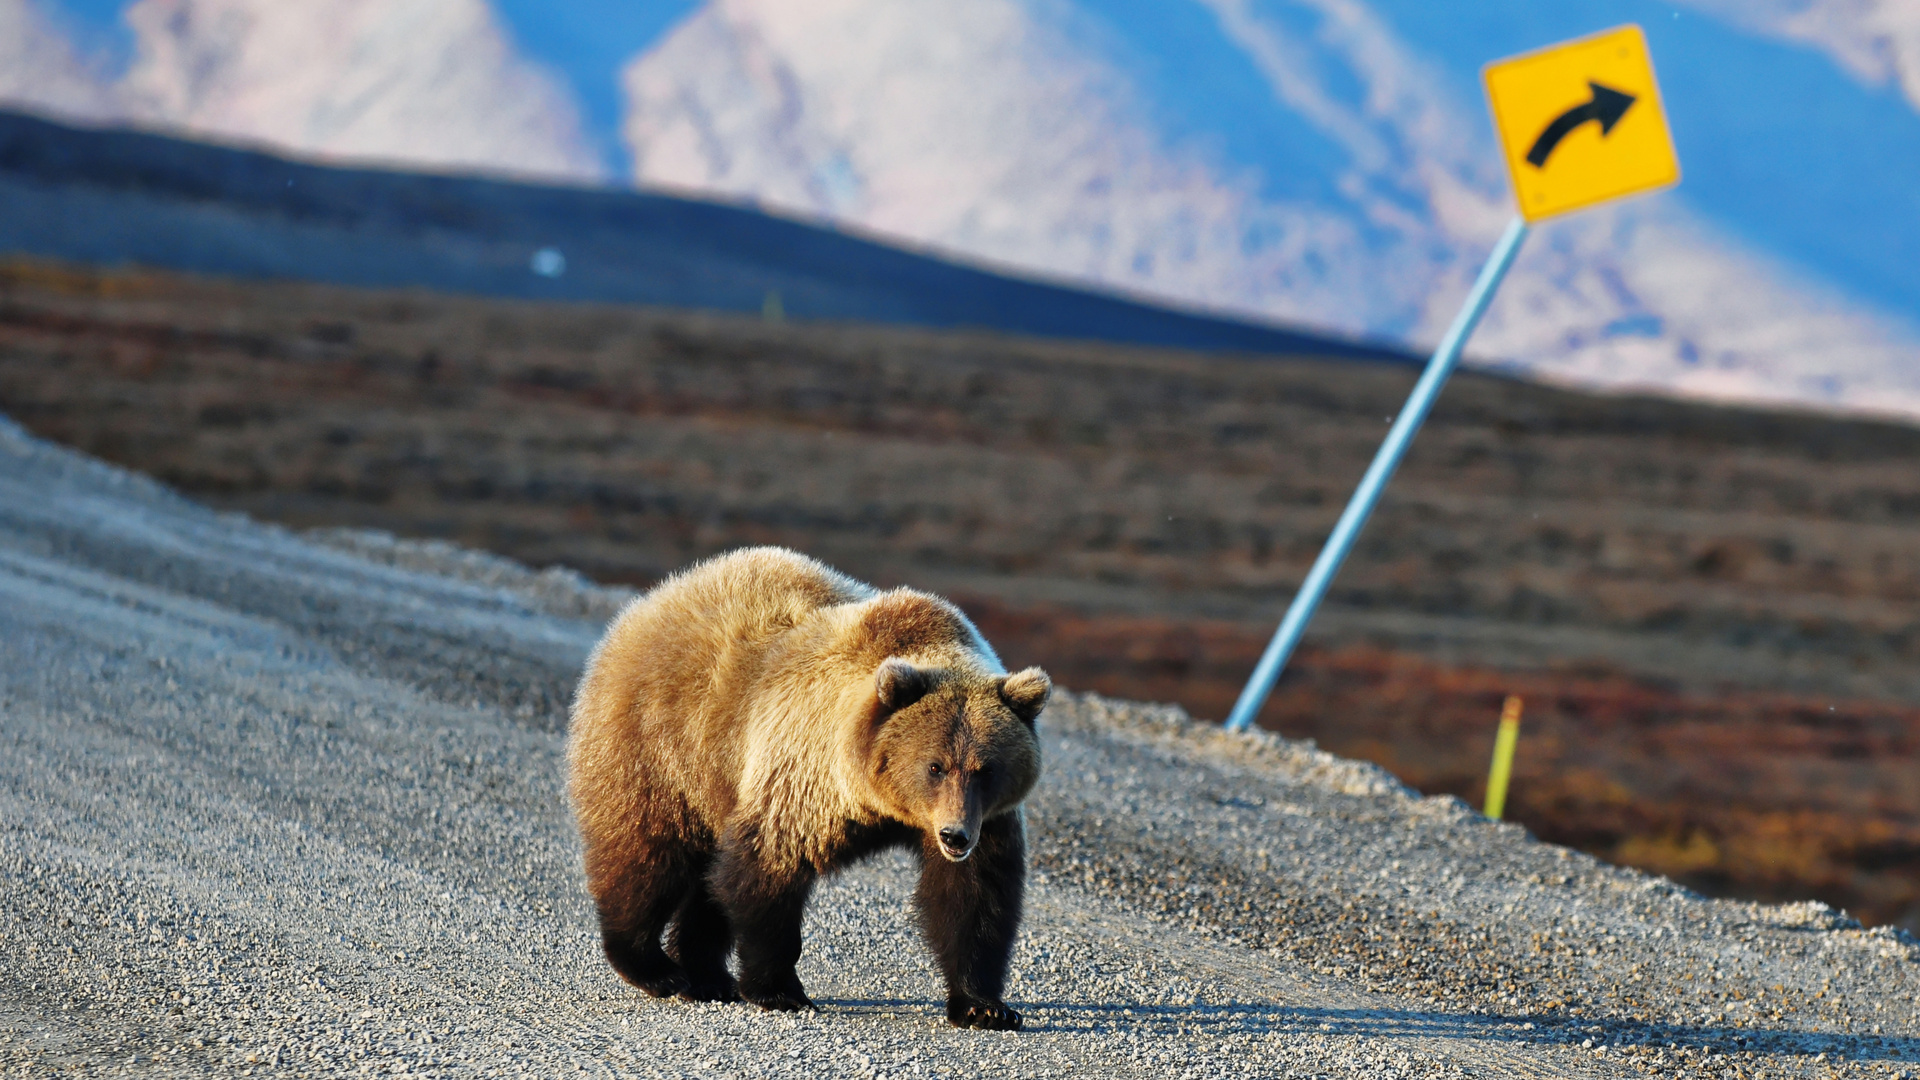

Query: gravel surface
left=2, top=415, right=1917, bottom=1079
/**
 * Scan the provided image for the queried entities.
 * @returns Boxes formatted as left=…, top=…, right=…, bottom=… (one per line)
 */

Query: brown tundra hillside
left=3, top=257, right=1917, bottom=930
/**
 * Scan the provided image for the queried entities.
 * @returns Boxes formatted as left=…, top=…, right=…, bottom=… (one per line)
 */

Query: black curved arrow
left=1526, top=81, right=1636, bottom=168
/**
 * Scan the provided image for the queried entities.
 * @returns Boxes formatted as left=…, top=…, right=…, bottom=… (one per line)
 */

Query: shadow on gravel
left=985, top=1002, right=1917, bottom=1064
left=814, top=998, right=942, bottom=1016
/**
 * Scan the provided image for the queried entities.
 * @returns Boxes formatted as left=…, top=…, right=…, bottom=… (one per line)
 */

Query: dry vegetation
left=3, top=256, right=1916, bottom=929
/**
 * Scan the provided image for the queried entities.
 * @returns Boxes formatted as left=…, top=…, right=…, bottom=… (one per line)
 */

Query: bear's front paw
left=947, top=999, right=1022, bottom=1031
left=739, top=972, right=815, bottom=1013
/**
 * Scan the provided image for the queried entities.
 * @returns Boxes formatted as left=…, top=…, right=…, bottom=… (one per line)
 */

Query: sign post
left=1224, top=24, right=1679, bottom=734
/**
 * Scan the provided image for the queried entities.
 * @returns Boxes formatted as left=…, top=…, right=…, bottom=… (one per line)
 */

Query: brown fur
left=567, top=546, right=1047, bottom=1028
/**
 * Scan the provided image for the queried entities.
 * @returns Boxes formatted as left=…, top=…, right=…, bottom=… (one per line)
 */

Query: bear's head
left=864, top=657, right=1048, bottom=862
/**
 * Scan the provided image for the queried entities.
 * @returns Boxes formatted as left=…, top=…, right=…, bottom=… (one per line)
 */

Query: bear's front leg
left=710, top=833, right=817, bottom=1012
left=915, top=811, right=1026, bottom=1030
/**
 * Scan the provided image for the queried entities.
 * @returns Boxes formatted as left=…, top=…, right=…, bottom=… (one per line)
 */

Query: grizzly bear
left=567, top=547, right=1048, bottom=1030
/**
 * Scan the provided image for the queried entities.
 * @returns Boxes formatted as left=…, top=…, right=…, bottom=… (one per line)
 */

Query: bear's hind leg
left=591, top=843, right=699, bottom=999
left=915, top=811, right=1026, bottom=1030
left=711, top=835, right=817, bottom=1012
left=667, top=863, right=738, bottom=1003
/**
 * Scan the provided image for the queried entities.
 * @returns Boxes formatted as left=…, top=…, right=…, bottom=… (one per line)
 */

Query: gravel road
left=2, top=414, right=1916, bottom=1079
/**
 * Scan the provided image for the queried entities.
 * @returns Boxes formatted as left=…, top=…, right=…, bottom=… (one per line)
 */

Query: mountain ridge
left=0, top=107, right=1406, bottom=358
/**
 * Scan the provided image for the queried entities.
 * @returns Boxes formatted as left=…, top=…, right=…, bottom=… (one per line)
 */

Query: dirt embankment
left=2, top=257, right=1917, bottom=929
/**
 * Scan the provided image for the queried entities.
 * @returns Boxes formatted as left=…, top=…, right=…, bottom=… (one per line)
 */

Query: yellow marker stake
left=1484, top=695, right=1523, bottom=820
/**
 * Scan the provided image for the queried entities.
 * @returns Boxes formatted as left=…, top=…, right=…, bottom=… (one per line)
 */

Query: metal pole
left=1223, top=216, right=1530, bottom=733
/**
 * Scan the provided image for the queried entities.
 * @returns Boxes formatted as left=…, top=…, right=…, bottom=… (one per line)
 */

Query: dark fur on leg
left=591, top=822, right=714, bottom=991
left=601, top=915, right=686, bottom=997
left=667, top=857, right=738, bottom=1003
left=711, top=833, right=817, bottom=1012
left=915, top=811, right=1025, bottom=1030
left=595, top=851, right=696, bottom=998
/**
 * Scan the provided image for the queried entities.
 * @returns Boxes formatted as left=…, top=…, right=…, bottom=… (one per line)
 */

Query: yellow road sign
left=1483, top=24, right=1680, bottom=221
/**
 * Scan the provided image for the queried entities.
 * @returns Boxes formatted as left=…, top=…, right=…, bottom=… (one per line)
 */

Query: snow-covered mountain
left=623, top=0, right=1434, bottom=340
left=10, top=0, right=601, bottom=181
left=10, top=0, right=1920, bottom=419
left=620, top=0, right=1920, bottom=418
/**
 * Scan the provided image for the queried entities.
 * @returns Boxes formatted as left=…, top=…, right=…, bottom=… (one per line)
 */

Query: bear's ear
left=875, top=658, right=934, bottom=712
left=999, top=667, right=1051, bottom=725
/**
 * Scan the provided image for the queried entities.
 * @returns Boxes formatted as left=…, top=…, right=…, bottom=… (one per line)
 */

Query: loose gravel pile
left=1, top=415, right=1916, bottom=1079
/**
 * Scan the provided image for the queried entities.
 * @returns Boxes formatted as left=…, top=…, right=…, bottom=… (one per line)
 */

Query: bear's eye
left=927, top=762, right=944, bottom=779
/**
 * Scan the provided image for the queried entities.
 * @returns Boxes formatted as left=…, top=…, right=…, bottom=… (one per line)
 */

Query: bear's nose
left=938, top=826, right=970, bottom=852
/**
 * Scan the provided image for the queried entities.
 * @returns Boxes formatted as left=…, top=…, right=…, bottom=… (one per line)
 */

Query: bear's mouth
left=937, top=838, right=976, bottom=863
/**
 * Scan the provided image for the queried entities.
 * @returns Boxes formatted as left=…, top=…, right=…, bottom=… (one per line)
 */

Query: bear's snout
left=936, top=826, right=974, bottom=862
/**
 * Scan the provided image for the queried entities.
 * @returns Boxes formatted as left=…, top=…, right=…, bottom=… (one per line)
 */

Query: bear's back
left=644, top=547, right=870, bottom=656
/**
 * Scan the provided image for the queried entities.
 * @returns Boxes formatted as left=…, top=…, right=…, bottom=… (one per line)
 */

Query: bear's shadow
left=810, top=996, right=1918, bottom=1064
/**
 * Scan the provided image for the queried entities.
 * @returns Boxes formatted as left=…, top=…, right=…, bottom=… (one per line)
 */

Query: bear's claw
left=948, top=1001, right=1022, bottom=1031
